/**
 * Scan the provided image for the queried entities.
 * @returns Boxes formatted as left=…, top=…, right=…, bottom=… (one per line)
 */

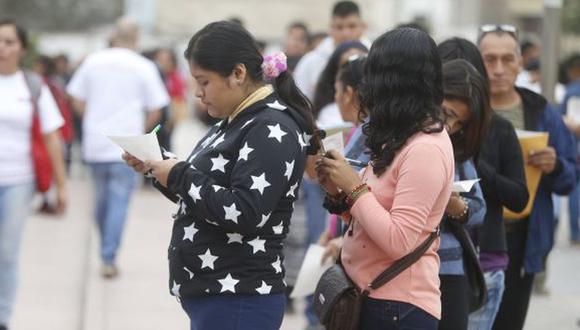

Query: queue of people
left=2, top=1, right=580, bottom=330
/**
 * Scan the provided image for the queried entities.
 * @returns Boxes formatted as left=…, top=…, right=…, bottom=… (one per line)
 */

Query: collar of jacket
left=228, top=85, right=274, bottom=123
left=516, top=87, right=548, bottom=131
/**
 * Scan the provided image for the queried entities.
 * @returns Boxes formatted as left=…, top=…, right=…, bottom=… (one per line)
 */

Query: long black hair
left=183, top=21, right=315, bottom=135
left=437, top=37, right=488, bottom=80
left=362, top=27, right=444, bottom=176
left=336, top=56, right=367, bottom=122
left=312, top=41, right=368, bottom=118
left=442, top=59, right=491, bottom=163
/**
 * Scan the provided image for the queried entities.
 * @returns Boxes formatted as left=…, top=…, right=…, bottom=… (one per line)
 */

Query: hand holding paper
left=452, top=179, right=480, bottom=193
left=106, top=132, right=163, bottom=162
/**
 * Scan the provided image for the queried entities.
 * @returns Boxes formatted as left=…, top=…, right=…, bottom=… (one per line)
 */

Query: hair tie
left=261, top=52, right=287, bottom=80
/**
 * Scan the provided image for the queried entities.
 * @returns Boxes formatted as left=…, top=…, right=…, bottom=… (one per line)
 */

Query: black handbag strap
left=363, top=227, right=440, bottom=294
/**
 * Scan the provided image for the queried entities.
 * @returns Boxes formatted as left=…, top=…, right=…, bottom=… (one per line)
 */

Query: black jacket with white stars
left=162, top=92, right=310, bottom=298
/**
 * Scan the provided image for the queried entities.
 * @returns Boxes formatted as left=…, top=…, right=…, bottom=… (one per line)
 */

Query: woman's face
left=334, top=79, right=358, bottom=124
left=442, top=99, right=471, bottom=135
left=189, top=61, right=246, bottom=119
left=0, top=24, right=24, bottom=74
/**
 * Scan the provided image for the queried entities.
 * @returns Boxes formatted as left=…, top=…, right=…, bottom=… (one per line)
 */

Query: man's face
left=330, top=14, right=365, bottom=45
left=479, top=33, right=522, bottom=97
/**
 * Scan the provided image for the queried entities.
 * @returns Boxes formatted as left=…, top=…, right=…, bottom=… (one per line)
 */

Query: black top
left=162, top=93, right=309, bottom=298
left=476, top=114, right=529, bottom=252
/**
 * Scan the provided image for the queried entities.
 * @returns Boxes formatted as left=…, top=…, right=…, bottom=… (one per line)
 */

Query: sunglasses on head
left=478, top=24, right=518, bottom=42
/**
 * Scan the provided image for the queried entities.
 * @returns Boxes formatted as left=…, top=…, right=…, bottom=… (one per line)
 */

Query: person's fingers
left=326, top=150, right=347, bottom=163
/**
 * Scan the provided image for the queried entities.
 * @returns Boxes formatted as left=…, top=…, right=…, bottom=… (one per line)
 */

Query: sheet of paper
left=322, top=131, right=345, bottom=155
left=105, top=132, right=163, bottom=161
left=452, top=179, right=481, bottom=193
left=567, top=97, right=580, bottom=123
left=291, top=244, right=333, bottom=298
left=504, top=130, right=550, bottom=220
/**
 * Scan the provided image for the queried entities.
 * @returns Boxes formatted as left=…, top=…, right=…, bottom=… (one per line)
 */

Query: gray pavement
left=9, top=120, right=580, bottom=330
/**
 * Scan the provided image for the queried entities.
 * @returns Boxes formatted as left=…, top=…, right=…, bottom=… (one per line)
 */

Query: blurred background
left=1, top=0, right=580, bottom=329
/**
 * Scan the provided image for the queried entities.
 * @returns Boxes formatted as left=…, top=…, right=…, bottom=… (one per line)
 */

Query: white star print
left=256, top=280, right=272, bottom=295
left=179, top=201, right=187, bottom=216
left=297, top=132, right=307, bottom=149
left=303, top=132, right=312, bottom=146
left=171, top=281, right=181, bottom=297
left=223, top=203, right=241, bottom=223
left=247, top=237, right=266, bottom=254
left=210, top=134, right=225, bottom=149
left=226, top=233, right=244, bottom=244
left=218, top=273, right=239, bottom=293
left=272, top=222, right=284, bottom=235
left=188, top=183, right=202, bottom=203
left=286, top=182, right=299, bottom=197
left=212, top=185, right=224, bottom=192
left=271, top=256, right=282, bottom=273
left=267, top=124, right=287, bottom=143
left=183, top=223, right=198, bottom=242
left=198, top=249, right=218, bottom=270
left=183, top=267, right=194, bottom=279
left=210, top=154, right=229, bottom=173
left=257, top=213, right=271, bottom=228
left=267, top=100, right=287, bottom=110
left=241, top=118, right=254, bottom=129
left=205, top=219, right=219, bottom=226
left=190, top=164, right=197, bottom=170
left=214, top=120, right=223, bottom=127
left=250, top=173, right=271, bottom=195
left=238, top=142, right=254, bottom=161
left=284, top=161, right=295, bottom=180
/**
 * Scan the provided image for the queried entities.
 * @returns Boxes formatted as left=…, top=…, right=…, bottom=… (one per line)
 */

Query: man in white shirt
left=67, top=18, right=169, bottom=278
left=293, top=1, right=369, bottom=101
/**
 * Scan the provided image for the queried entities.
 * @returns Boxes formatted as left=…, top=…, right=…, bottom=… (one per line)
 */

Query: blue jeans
left=181, top=294, right=285, bottom=330
left=0, top=182, right=35, bottom=325
left=468, top=270, right=505, bottom=330
left=359, top=298, right=438, bottom=330
left=301, top=179, right=328, bottom=325
left=89, top=162, right=137, bottom=264
left=568, top=182, right=580, bottom=241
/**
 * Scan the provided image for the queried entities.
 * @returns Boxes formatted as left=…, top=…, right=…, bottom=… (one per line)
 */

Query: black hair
left=520, top=40, right=537, bottom=55
left=312, top=40, right=368, bottom=118
left=289, top=21, right=309, bottom=35
left=336, top=56, right=366, bottom=121
left=332, top=1, right=360, bottom=17
left=0, top=18, right=28, bottom=50
left=362, top=27, right=444, bottom=176
left=442, top=59, right=491, bottom=163
left=183, top=21, right=316, bottom=134
left=438, top=37, right=488, bottom=80
left=36, top=55, right=56, bottom=77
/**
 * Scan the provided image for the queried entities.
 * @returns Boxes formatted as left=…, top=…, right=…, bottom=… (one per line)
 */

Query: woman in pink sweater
left=316, top=27, right=455, bottom=329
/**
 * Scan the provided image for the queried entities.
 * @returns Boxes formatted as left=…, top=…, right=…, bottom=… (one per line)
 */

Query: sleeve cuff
left=167, top=161, right=189, bottom=194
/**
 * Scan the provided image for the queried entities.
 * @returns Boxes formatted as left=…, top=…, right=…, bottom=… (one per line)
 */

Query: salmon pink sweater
left=342, top=130, right=454, bottom=319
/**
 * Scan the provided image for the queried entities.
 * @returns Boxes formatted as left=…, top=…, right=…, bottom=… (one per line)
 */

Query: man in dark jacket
left=478, top=26, right=577, bottom=330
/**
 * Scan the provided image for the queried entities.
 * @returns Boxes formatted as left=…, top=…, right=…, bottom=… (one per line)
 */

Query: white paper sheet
left=452, top=179, right=481, bottom=193
left=105, top=132, right=163, bottom=161
left=567, top=97, right=580, bottom=123
left=290, top=244, right=333, bottom=298
left=322, top=131, right=345, bottom=155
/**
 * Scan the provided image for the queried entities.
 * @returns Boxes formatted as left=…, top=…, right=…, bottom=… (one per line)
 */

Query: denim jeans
left=468, top=270, right=506, bottom=330
left=181, top=293, right=285, bottom=330
left=0, top=182, right=35, bottom=325
left=301, top=179, right=329, bottom=325
left=88, top=162, right=137, bottom=264
left=359, top=298, right=438, bottom=330
left=568, top=182, right=579, bottom=241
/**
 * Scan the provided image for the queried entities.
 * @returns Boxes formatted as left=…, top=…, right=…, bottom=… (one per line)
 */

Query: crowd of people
left=1, top=1, right=580, bottom=330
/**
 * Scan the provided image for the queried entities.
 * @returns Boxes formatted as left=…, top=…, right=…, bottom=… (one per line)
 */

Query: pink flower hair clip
left=261, top=52, right=288, bottom=80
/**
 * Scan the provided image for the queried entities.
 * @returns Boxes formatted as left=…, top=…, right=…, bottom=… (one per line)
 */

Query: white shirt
left=67, top=48, right=170, bottom=162
left=0, top=71, right=64, bottom=185
left=316, top=103, right=350, bottom=130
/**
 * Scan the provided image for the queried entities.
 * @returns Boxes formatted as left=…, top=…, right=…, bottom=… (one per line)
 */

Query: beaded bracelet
left=345, top=183, right=371, bottom=207
left=448, top=196, right=469, bottom=220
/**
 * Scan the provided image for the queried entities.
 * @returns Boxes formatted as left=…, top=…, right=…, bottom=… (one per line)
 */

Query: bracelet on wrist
left=448, top=196, right=469, bottom=220
left=345, top=183, right=371, bottom=208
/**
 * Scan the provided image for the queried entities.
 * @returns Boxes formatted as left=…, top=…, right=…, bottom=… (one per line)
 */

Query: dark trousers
left=359, top=297, right=438, bottom=330
left=181, top=294, right=285, bottom=330
left=492, top=227, right=535, bottom=330
left=439, top=275, right=469, bottom=330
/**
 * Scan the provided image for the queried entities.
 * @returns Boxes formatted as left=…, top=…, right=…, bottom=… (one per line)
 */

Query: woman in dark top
left=438, top=37, right=529, bottom=330
left=124, top=21, right=316, bottom=330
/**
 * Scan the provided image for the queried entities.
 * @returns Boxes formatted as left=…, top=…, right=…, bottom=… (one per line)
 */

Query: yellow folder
left=503, top=130, right=549, bottom=220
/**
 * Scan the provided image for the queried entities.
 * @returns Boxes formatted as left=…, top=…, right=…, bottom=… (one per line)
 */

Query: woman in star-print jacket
left=124, top=21, right=316, bottom=330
